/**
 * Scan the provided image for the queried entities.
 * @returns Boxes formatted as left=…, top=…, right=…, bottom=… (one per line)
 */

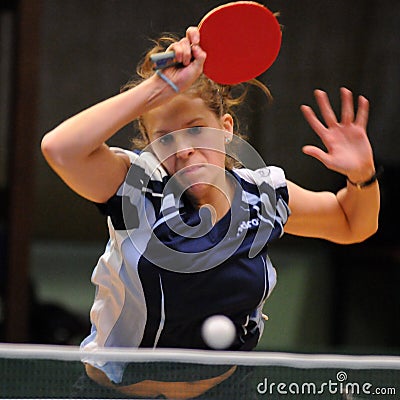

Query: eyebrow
left=152, top=118, right=205, bottom=137
left=185, top=117, right=204, bottom=126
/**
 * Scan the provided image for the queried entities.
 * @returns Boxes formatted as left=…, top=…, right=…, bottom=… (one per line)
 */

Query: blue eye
left=159, top=133, right=173, bottom=145
left=187, top=126, right=203, bottom=135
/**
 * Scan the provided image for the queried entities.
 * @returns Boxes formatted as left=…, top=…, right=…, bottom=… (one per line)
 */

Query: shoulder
left=233, top=166, right=287, bottom=189
left=233, top=166, right=289, bottom=208
left=97, top=149, right=168, bottom=229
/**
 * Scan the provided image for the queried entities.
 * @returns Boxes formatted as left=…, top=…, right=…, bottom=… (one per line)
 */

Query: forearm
left=285, top=178, right=380, bottom=244
left=41, top=74, right=173, bottom=164
left=41, top=73, right=180, bottom=202
left=336, top=178, right=380, bottom=243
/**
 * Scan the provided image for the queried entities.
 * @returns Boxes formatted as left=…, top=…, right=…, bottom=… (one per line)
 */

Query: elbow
left=359, top=222, right=379, bottom=243
left=369, top=219, right=380, bottom=239
left=41, top=130, right=71, bottom=168
left=41, top=131, right=59, bottom=164
left=343, top=220, right=379, bottom=245
left=354, top=208, right=380, bottom=243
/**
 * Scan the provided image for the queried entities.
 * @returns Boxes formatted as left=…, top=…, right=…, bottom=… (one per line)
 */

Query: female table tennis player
left=41, top=26, right=380, bottom=398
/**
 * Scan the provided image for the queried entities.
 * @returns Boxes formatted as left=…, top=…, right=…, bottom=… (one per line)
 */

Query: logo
left=256, top=371, right=396, bottom=397
left=236, top=218, right=260, bottom=236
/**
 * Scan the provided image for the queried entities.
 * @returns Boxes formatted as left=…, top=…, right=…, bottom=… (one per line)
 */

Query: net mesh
left=0, top=344, right=399, bottom=399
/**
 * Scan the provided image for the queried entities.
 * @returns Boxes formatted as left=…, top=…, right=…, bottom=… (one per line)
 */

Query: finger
left=186, top=26, right=206, bottom=66
left=191, top=43, right=207, bottom=66
left=300, top=105, right=328, bottom=138
left=314, top=89, right=338, bottom=127
left=340, top=87, right=354, bottom=124
left=179, top=37, right=193, bottom=66
left=302, top=145, right=330, bottom=167
left=167, top=38, right=190, bottom=65
left=166, top=41, right=183, bottom=64
left=355, top=95, right=370, bottom=129
left=186, top=26, right=200, bottom=46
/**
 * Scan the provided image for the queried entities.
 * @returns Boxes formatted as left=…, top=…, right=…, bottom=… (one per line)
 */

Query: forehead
left=143, top=94, right=219, bottom=135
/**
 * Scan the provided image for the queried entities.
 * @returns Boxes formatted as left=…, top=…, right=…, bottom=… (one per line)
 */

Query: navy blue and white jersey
left=81, top=148, right=290, bottom=383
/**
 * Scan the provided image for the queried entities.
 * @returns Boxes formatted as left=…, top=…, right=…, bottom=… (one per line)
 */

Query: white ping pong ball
left=201, top=315, right=236, bottom=349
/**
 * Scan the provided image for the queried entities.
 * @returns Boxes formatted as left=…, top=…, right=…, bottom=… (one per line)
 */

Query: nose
left=176, top=147, right=194, bottom=159
left=175, top=136, right=195, bottom=159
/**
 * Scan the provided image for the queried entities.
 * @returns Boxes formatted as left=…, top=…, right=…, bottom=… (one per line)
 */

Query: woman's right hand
left=160, top=27, right=207, bottom=93
left=41, top=28, right=206, bottom=205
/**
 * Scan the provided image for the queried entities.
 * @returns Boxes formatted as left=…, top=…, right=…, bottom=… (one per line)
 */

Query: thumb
left=302, top=145, right=329, bottom=166
left=191, top=44, right=207, bottom=68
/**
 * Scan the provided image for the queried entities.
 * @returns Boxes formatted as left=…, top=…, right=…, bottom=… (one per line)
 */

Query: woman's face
left=143, top=94, right=233, bottom=205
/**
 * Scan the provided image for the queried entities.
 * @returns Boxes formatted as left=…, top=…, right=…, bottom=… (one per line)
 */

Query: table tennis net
left=0, top=344, right=399, bottom=399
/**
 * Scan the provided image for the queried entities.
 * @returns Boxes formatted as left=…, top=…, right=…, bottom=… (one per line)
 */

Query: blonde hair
left=121, top=34, right=273, bottom=168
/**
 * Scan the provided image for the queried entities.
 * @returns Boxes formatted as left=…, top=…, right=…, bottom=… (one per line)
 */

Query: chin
left=184, top=181, right=209, bottom=194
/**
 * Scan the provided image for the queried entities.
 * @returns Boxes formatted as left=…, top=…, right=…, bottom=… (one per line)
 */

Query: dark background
left=1, top=0, right=399, bottom=353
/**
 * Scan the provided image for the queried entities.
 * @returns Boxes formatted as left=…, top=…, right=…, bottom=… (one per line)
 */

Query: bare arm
left=41, top=28, right=205, bottom=203
left=284, top=88, right=380, bottom=244
left=285, top=180, right=379, bottom=243
left=41, top=77, right=170, bottom=203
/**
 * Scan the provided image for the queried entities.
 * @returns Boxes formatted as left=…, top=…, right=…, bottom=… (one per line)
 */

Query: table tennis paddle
left=150, top=1, right=281, bottom=85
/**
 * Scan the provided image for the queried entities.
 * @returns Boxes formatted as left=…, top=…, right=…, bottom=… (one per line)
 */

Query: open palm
left=301, top=87, right=375, bottom=183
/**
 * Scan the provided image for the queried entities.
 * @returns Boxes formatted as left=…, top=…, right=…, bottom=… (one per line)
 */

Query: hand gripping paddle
left=150, top=1, right=281, bottom=85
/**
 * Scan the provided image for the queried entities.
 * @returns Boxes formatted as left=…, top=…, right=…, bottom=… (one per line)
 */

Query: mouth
left=177, top=164, right=204, bottom=176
